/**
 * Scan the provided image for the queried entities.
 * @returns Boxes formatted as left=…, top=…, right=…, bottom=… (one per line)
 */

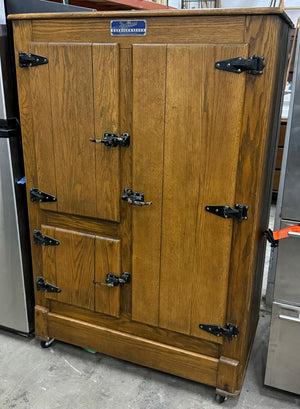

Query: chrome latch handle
left=122, top=188, right=152, bottom=206
left=93, top=272, right=131, bottom=287
left=90, top=132, right=130, bottom=147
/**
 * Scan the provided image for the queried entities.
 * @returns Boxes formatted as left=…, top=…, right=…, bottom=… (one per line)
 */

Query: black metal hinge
left=33, top=230, right=60, bottom=246
left=36, top=277, right=61, bottom=293
left=19, top=52, right=48, bottom=68
left=30, top=188, right=57, bottom=203
left=90, top=132, right=130, bottom=147
left=122, top=188, right=152, bottom=206
left=205, top=204, right=248, bottom=222
left=215, top=55, right=265, bottom=75
left=199, top=323, right=239, bottom=341
left=0, top=118, right=20, bottom=138
left=93, top=272, right=131, bottom=287
left=264, top=228, right=279, bottom=248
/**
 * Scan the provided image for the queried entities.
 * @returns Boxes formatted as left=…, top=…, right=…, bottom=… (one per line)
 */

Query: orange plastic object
left=273, top=224, right=300, bottom=240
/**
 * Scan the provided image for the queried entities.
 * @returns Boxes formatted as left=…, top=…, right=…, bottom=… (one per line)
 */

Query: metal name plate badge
left=110, top=20, right=147, bottom=36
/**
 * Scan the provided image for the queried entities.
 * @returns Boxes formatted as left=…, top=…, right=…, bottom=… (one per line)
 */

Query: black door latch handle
left=90, top=132, right=130, bottom=147
left=93, top=272, right=131, bottom=287
left=122, top=188, right=152, bottom=206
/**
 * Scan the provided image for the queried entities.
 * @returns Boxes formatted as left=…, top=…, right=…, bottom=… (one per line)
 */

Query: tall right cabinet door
left=131, top=44, right=248, bottom=342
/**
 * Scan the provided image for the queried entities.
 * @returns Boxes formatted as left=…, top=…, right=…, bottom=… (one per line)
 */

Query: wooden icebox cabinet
left=10, top=8, right=291, bottom=400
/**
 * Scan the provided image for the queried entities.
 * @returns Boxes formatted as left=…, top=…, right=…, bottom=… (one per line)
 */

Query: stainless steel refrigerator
left=0, top=0, right=94, bottom=336
left=0, top=0, right=93, bottom=335
left=0, top=0, right=33, bottom=334
left=265, top=30, right=300, bottom=394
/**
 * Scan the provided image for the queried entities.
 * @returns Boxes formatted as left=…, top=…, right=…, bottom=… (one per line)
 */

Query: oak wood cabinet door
left=27, top=41, right=124, bottom=317
left=41, top=226, right=122, bottom=317
left=32, top=41, right=247, bottom=338
left=29, top=42, right=121, bottom=222
left=131, top=44, right=247, bottom=343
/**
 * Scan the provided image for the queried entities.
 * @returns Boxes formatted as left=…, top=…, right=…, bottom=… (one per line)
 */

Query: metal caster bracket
left=215, top=394, right=228, bottom=404
left=40, top=338, right=55, bottom=348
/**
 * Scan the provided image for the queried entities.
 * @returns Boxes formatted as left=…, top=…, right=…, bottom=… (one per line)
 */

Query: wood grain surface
left=41, top=225, right=58, bottom=302
left=218, top=15, right=290, bottom=394
left=132, top=44, right=166, bottom=327
left=48, top=43, right=97, bottom=218
left=29, top=43, right=58, bottom=212
left=34, top=306, right=50, bottom=340
left=95, top=237, right=121, bottom=317
left=29, top=17, right=245, bottom=46
left=45, top=227, right=95, bottom=310
left=158, top=44, right=247, bottom=340
left=27, top=41, right=122, bottom=221
left=44, top=211, right=119, bottom=239
left=47, top=311, right=218, bottom=386
left=93, top=43, right=120, bottom=222
left=49, top=300, right=220, bottom=357
left=12, top=20, right=48, bottom=308
left=119, top=47, right=133, bottom=315
left=8, top=7, right=293, bottom=26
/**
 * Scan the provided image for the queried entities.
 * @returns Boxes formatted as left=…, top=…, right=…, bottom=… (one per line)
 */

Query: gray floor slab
left=0, top=310, right=299, bottom=409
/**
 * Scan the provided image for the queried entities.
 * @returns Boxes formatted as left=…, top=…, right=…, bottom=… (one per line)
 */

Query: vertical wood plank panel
left=119, top=47, right=133, bottom=314
left=48, top=43, right=97, bottom=218
left=95, top=237, right=121, bottom=317
left=29, top=43, right=58, bottom=212
left=159, top=45, right=247, bottom=339
left=218, top=16, right=290, bottom=394
left=131, top=45, right=167, bottom=326
left=189, top=45, right=248, bottom=341
left=93, top=43, right=120, bottom=222
left=41, top=225, right=58, bottom=301
left=12, top=20, right=47, bottom=308
left=54, top=228, right=95, bottom=310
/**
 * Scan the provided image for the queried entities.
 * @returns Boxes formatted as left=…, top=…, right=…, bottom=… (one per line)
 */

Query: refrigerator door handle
left=0, top=118, right=20, bottom=138
left=287, top=231, right=300, bottom=238
left=279, top=305, right=300, bottom=323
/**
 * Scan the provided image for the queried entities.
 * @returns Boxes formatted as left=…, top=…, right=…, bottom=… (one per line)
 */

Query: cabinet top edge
left=7, top=7, right=293, bottom=27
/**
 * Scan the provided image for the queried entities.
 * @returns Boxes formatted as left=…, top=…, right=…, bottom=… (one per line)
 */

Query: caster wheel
left=40, top=338, right=55, bottom=348
left=215, top=394, right=227, bottom=404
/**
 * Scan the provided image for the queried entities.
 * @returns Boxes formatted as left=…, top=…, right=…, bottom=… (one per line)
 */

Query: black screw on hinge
left=205, top=204, right=248, bottom=222
left=215, top=55, right=265, bottom=75
left=19, top=52, right=48, bottom=68
left=33, top=230, right=60, bottom=246
left=199, top=323, right=239, bottom=341
left=30, top=188, right=57, bottom=203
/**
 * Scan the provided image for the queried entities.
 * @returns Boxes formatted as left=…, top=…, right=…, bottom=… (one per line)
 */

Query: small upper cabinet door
left=28, top=42, right=121, bottom=222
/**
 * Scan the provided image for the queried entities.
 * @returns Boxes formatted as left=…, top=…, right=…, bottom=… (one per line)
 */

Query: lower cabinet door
left=265, top=301, right=300, bottom=394
left=41, top=225, right=121, bottom=317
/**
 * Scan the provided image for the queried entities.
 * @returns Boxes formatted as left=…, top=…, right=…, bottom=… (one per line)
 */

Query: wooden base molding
left=44, top=310, right=218, bottom=387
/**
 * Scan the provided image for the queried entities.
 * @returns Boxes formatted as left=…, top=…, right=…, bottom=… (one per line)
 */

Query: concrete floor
left=1, top=205, right=300, bottom=409
left=1, top=310, right=300, bottom=409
